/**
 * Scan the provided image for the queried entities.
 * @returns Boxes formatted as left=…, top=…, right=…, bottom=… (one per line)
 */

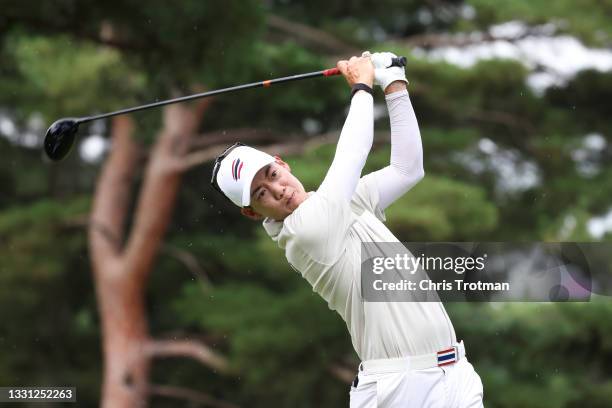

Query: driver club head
left=44, top=118, right=81, bottom=161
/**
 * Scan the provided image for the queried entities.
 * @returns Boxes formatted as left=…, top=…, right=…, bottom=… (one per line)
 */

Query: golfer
left=211, top=52, right=483, bottom=407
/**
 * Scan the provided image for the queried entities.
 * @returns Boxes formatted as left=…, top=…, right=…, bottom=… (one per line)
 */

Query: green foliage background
left=1, top=1, right=611, bottom=406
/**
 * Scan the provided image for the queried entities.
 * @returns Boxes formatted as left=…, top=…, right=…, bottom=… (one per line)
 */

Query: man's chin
left=274, top=210, right=293, bottom=221
left=273, top=193, right=306, bottom=220
left=271, top=206, right=298, bottom=222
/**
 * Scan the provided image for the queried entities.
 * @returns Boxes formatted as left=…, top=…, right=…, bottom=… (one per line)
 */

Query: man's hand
left=366, top=51, right=408, bottom=92
left=336, top=55, right=374, bottom=88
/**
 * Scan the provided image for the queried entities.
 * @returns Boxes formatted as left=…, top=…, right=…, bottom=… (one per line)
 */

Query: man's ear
left=241, top=206, right=264, bottom=220
left=274, top=155, right=291, bottom=172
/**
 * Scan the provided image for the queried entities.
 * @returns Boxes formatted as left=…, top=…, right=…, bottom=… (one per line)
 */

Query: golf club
left=43, top=56, right=407, bottom=161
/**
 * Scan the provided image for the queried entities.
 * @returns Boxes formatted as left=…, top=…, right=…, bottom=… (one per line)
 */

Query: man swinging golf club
left=211, top=52, right=483, bottom=407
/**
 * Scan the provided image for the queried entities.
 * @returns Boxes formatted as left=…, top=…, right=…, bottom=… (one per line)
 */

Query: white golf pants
left=349, top=357, right=483, bottom=407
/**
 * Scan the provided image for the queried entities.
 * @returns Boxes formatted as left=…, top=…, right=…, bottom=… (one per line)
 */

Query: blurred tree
left=465, top=0, right=612, bottom=46
left=2, top=1, right=269, bottom=407
left=1, top=1, right=612, bottom=407
left=87, top=107, right=235, bottom=407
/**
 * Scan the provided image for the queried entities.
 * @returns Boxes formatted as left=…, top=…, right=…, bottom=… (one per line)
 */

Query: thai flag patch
left=231, top=158, right=244, bottom=181
left=437, top=347, right=457, bottom=367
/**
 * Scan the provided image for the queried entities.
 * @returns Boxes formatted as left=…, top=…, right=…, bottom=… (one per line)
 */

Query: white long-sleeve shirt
left=319, top=89, right=425, bottom=207
left=263, top=89, right=456, bottom=360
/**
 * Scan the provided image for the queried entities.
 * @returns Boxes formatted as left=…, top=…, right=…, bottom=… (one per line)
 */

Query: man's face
left=241, top=158, right=307, bottom=221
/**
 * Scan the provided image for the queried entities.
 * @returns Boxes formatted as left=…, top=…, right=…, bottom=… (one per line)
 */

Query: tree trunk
left=89, top=98, right=212, bottom=407
left=97, top=264, right=150, bottom=407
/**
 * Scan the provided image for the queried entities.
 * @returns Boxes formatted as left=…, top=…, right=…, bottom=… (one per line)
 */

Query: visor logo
left=231, top=158, right=244, bottom=181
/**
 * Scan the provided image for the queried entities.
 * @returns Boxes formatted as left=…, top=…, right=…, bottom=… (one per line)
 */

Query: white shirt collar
left=262, top=216, right=284, bottom=240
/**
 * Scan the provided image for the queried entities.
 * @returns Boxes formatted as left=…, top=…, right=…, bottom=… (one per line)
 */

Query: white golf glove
left=362, top=51, right=408, bottom=91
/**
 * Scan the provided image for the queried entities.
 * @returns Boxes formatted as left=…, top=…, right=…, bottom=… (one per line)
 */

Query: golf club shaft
left=44, top=56, right=407, bottom=161
left=82, top=68, right=341, bottom=123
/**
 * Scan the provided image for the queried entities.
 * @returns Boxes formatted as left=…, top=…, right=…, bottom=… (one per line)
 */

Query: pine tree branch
left=266, top=14, right=358, bottom=54
left=403, top=26, right=552, bottom=49
left=4, top=15, right=146, bottom=51
left=189, top=128, right=286, bottom=150
left=148, top=384, right=240, bottom=408
left=147, top=339, right=230, bottom=374
left=180, top=132, right=338, bottom=171
left=328, top=363, right=355, bottom=384
left=160, top=243, right=212, bottom=286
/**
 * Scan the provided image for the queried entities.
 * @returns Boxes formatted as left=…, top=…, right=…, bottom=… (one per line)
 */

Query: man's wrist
left=384, top=80, right=408, bottom=95
left=351, top=83, right=374, bottom=99
left=354, top=79, right=374, bottom=88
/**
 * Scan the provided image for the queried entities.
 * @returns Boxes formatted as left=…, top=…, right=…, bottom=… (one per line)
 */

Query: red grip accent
left=323, top=68, right=340, bottom=76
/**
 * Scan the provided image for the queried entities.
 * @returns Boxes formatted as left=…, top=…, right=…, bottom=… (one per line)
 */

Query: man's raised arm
left=318, top=56, right=375, bottom=202
left=370, top=52, right=425, bottom=210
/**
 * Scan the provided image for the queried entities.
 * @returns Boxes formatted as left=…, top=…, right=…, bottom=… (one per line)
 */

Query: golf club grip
left=323, top=56, right=407, bottom=77
left=323, top=68, right=340, bottom=76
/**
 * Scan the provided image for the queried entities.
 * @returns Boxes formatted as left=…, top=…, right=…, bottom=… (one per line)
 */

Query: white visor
left=215, top=146, right=276, bottom=207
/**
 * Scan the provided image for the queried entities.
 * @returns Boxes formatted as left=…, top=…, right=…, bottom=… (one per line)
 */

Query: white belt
left=359, top=341, right=465, bottom=373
